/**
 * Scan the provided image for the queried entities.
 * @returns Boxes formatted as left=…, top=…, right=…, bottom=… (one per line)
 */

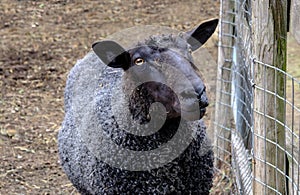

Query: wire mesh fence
left=214, top=0, right=300, bottom=194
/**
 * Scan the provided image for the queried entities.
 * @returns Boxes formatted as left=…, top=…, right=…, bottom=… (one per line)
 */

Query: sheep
left=58, top=18, right=219, bottom=194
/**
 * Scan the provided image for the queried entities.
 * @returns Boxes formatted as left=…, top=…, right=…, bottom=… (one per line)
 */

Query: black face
left=125, top=45, right=209, bottom=121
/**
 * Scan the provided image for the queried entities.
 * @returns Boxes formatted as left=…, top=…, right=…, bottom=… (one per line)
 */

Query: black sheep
left=58, top=19, right=218, bottom=194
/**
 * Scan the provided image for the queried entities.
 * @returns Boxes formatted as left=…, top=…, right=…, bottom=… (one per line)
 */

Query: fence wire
left=214, top=0, right=300, bottom=194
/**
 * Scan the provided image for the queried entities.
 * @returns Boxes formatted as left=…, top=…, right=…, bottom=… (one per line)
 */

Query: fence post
left=252, top=0, right=287, bottom=194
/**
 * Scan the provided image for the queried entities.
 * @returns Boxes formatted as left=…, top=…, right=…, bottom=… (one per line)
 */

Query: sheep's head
left=93, top=19, right=218, bottom=123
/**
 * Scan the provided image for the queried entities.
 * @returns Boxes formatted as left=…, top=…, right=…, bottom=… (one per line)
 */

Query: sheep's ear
left=92, top=40, right=130, bottom=70
left=186, top=18, right=219, bottom=51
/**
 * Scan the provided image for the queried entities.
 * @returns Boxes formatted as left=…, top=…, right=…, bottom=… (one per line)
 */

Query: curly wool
left=137, top=34, right=193, bottom=62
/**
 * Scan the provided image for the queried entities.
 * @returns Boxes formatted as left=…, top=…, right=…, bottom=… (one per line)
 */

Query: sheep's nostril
left=198, top=92, right=209, bottom=108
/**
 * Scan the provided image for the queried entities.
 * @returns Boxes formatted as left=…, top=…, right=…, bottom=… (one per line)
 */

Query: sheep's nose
left=196, top=85, right=209, bottom=108
left=199, top=91, right=209, bottom=108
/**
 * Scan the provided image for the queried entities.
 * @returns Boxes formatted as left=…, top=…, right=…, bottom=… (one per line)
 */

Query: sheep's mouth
left=172, top=90, right=208, bottom=120
left=199, top=107, right=206, bottom=119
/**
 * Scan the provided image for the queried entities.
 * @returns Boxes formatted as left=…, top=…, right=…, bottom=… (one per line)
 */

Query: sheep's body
left=59, top=19, right=218, bottom=194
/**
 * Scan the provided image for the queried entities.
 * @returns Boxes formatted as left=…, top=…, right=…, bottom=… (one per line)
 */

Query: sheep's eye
left=134, top=58, right=144, bottom=66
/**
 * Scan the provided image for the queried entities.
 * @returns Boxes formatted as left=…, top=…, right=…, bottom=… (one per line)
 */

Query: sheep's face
left=123, top=43, right=209, bottom=122
left=93, top=19, right=218, bottom=123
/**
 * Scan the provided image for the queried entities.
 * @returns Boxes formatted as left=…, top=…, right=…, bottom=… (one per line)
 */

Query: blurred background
left=0, top=0, right=220, bottom=194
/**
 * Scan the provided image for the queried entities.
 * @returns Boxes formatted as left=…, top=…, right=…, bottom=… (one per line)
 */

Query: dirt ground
left=0, top=0, right=221, bottom=194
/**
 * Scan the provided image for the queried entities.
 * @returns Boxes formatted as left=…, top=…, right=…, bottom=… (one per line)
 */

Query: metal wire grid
left=214, top=0, right=300, bottom=194
left=214, top=0, right=238, bottom=193
left=252, top=59, right=300, bottom=194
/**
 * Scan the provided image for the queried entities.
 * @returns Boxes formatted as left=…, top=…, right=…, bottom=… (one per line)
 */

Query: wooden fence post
left=252, top=0, right=287, bottom=194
